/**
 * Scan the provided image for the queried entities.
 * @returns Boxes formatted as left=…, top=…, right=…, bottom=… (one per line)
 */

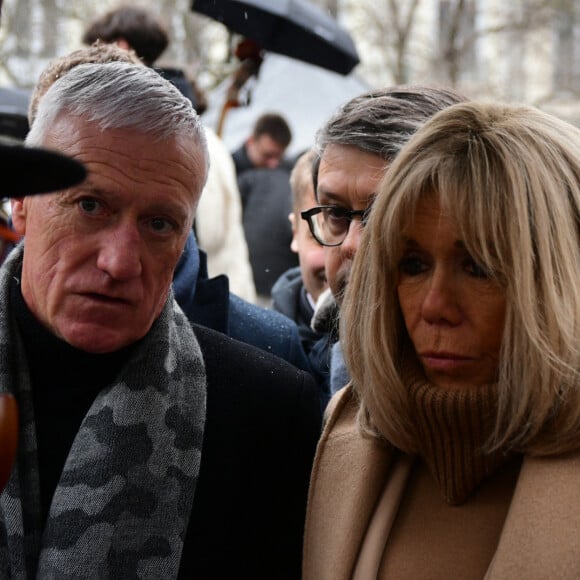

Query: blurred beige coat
left=196, top=127, right=256, bottom=303
left=303, top=386, right=580, bottom=580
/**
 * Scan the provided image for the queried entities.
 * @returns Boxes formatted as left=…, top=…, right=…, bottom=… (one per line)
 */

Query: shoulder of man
left=227, top=293, right=312, bottom=372
left=193, top=321, right=317, bottom=402
left=231, top=144, right=252, bottom=176
left=191, top=321, right=322, bottom=485
left=183, top=323, right=322, bottom=579
left=271, top=266, right=303, bottom=319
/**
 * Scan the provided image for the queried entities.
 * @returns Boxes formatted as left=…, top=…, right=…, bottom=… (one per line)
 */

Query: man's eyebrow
left=62, top=182, right=107, bottom=196
left=316, top=188, right=342, bottom=203
left=58, top=183, right=105, bottom=202
left=317, top=189, right=378, bottom=206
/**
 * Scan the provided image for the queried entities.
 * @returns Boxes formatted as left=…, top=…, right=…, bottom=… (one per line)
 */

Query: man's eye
left=150, top=217, right=174, bottom=233
left=324, top=207, right=348, bottom=222
left=78, top=198, right=103, bottom=215
left=398, top=255, right=427, bottom=276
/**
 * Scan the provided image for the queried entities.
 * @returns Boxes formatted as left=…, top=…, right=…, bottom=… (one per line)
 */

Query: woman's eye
left=78, top=198, right=102, bottom=215
left=465, top=258, right=490, bottom=279
left=398, top=255, right=427, bottom=276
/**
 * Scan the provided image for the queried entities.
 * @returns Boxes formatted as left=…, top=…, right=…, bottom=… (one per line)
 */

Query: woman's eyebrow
left=401, top=237, right=420, bottom=248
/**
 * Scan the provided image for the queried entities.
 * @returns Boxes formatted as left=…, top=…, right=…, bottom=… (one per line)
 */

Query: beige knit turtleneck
left=408, top=380, right=509, bottom=505
left=354, top=380, right=523, bottom=579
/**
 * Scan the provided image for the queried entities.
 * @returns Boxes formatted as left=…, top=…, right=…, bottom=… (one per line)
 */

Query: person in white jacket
left=195, top=127, right=257, bottom=303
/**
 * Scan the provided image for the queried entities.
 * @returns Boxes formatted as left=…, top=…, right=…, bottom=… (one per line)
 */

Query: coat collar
left=303, top=386, right=580, bottom=580
left=485, top=449, right=580, bottom=578
left=303, top=387, right=393, bottom=580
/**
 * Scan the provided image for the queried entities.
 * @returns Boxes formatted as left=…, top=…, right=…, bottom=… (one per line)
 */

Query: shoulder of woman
left=322, top=384, right=359, bottom=436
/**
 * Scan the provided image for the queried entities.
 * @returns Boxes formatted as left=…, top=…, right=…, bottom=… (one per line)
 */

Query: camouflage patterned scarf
left=0, top=245, right=206, bottom=578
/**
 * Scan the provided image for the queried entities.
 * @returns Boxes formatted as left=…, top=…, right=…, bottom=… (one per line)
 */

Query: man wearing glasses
left=302, top=86, right=466, bottom=398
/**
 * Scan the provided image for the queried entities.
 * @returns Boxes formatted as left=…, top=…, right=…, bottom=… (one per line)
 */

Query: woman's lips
left=419, top=351, right=473, bottom=372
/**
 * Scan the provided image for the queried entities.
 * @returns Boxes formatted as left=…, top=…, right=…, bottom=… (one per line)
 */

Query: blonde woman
left=303, top=101, right=580, bottom=579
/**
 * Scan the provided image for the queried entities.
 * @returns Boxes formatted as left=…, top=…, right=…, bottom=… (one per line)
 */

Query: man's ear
left=289, top=212, right=299, bottom=254
left=114, top=38, right=132, bottom=52
left=10, top=198, right=27, bottom=235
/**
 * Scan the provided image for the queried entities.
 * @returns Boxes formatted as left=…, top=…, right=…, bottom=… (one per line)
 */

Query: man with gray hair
left=302, top=86, right=466, bottom=399
left=0, top=61, right=320, bottom=578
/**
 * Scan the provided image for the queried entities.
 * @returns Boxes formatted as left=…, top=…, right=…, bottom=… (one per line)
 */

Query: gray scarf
left=0, top=244, right=207, bottom=578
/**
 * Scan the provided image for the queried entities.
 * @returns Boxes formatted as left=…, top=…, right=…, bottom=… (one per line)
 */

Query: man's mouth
left=81, top=292, right=131, bottom=305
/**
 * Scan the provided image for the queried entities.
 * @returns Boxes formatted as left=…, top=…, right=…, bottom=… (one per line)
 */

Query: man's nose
left=340, top=218, right=364, bottom=260
left=96, top=223, right=142, bottom=280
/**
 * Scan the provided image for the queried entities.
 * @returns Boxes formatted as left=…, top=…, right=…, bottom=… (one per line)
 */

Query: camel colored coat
left=303, top=386, right=580, bottom=580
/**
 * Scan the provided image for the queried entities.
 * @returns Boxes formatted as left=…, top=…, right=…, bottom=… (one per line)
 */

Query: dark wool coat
left=180, top=324, right=322, bottom=579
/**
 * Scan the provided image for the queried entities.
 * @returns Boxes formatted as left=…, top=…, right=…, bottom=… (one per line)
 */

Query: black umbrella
left=0, top=87, right=30, bottom=143
left=191, top=0, right=360, bottom=75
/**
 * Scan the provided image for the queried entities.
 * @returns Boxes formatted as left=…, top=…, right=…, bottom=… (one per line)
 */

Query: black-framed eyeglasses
left=301, top=205, right=372, bottom=247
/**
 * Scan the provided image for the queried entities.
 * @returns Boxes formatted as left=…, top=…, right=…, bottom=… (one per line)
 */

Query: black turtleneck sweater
left=10, top=278, right=134, bottom=525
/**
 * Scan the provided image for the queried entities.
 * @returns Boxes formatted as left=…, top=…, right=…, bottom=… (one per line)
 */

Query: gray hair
left=313, top=85, right=466, bottom=193
left=26, top=60, right=208, bottom=174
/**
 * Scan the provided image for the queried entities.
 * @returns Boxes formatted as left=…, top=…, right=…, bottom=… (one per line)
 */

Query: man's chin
left=59, top=325, right=140, bottom=354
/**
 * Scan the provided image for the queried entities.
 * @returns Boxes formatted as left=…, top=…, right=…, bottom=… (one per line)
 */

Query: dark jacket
left=180, top=324, right=322, bottom=579
left=231, top=143, right=254, bottom=176
left=271, top=266, right=325, bottom=355
left=155, top=67, right=198, bottom=110
left=271, top=267, right=331, bottom=410
left=238, top=168, right=299, bottom=296
left=231, top=144, right=295, bottom=177
left=173, top=231, right=310, bottom=372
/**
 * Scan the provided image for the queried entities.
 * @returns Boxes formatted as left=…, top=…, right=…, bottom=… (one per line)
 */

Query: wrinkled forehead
left=317, top=144, right=387, bottom=207
left=44, top=115, right=206, bottom=203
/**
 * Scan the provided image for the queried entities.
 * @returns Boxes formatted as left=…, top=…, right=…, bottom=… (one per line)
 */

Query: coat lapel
left=303, top=387, right=394, bottom=580
left=486, top=450, right=580, bottom=579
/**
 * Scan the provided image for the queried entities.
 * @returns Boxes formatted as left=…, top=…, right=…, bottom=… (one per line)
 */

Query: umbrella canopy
left=202, top=53, right=370, bottom=157
left=191, top=0, right=360, bottom=75
left=0, top=86, right=30, bottom=142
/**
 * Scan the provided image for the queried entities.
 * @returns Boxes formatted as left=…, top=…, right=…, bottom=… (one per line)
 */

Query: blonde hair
left=342, top=101, right=580, bottom=456
left=289, top=149, right=316, bottom=215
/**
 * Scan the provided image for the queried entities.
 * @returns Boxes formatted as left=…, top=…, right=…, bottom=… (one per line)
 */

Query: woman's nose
left=420, top=272, right=463, bottom=326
